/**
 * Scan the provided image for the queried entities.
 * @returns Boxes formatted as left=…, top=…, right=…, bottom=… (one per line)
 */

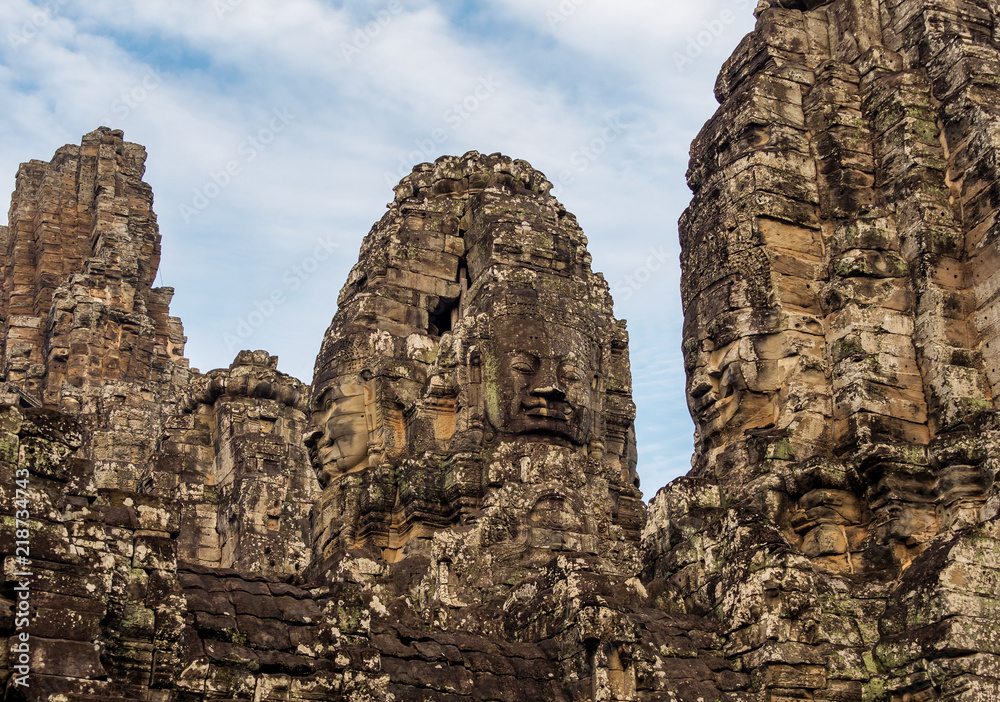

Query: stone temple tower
left=9, top=0, right=1000, bottom=698
left=306, top=152, right=645, bottom=592
left=646, top=0, right=1000, bottom=699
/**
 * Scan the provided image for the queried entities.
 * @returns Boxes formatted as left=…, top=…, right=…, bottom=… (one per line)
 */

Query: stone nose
left=303, top=428, right=324, bottom=448
left=530, top=384, right=566, bottom=401
left=527, top=359, right=566, bottom=401
left=690, top=373, right=713, bottom=400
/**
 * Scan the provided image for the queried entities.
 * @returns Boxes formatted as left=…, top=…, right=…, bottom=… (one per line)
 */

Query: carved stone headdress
left=307, top=152, right=640, bottom=565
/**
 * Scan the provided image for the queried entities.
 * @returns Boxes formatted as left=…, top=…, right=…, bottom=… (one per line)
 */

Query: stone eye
left=511, top=358, right=534, bottom=374
left=559, top=365, right=583, bottom=383
left=314, top=391, right=331, bottom=413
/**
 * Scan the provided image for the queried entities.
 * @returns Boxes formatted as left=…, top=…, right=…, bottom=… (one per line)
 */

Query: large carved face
left=689, top=337, right=745, bottom=438
left=687, top=332, right=783, bottom=447
left=307, top=376, right=369, bottom=483
left=483, top=317, right=598, bottom=446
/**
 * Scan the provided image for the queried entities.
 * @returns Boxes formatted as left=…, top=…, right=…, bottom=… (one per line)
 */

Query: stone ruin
left=5, top=0, right=1000, bottom=699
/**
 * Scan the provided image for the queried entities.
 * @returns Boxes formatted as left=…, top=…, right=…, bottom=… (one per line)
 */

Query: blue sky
left=0, top=0, right=757, bottom=497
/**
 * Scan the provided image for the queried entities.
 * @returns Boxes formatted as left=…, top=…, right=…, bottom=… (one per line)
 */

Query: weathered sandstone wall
left=4, top=0, right=1000, bottom=699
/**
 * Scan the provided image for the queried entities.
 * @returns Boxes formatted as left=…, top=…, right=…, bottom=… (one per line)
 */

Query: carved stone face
left=529, top=495, right=582, bottom=531
left=484, top=317, right=597, bottom=446
left=689, top=338, right=745, bottom=438
left=688, top=334, right=782, bottom=447
left=308, top=377, right=369, bottom=483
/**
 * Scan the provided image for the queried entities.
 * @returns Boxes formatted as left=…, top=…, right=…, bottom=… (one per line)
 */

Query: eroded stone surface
left=646, top=0, right=1000, bottom=699
left=0, top=136, right=677, bottom=701
left=6, top=1, right=1000, bottom=696
left=307, top=152, right=643, bottom=590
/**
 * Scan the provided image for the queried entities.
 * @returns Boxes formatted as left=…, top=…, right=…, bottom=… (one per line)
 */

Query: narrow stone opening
left=428, top=296, right=459, bottom=335
left=428, top=260, right=468, bottom=335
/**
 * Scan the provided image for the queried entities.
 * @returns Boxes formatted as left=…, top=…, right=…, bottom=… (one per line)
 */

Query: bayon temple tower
left=5, top=0, right=1000, bottom=700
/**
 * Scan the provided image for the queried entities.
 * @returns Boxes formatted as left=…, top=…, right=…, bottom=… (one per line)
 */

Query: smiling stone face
left=306, top=376, right=370, bottom=485
left=687, top=334, right=789, bottom=450
left=304, top=152, right=642, bottom=566
left=483, top=316, right=597, bottom=447
left=689, top=338, right=746, bottom=438
left=680, top=262, right=832, bottom=480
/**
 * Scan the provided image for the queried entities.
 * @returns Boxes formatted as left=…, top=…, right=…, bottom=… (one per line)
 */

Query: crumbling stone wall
left=167, top=349, right=318, bottom=577
left=6, top=0, right=1000, bottom=699
left=0, top=405, right=186, bottom=698
left=0, top=127, right=191, bottom=493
